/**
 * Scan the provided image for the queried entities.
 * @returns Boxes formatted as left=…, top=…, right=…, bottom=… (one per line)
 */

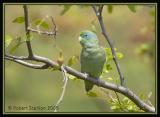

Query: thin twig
left=98, top=5, right=104, bottom=16
left=23, top=5, right=33, bottom=57
left=50, top=16, right=57, bottom=39
left=5, top=54, right=29, bottom=60
left=53, top=65, right=68, bottom=112
left=5, top=54, right=155, bottom=112
left=27, top=27, right=56, bottom=36
left=27, top=16, right=57, bottom=37
left=92, top=5, right=125, bottom=86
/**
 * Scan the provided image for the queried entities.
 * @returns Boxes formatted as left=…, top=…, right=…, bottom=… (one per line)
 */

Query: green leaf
left=108, top=98, right=116, bottom=104
left=107, top=77, right=113, bottom=81
left=110, top=105, right=120, bottom=111
left=9, top=37, right=21, bottom=53
left=105, top=47, right=111, bottom=54
left=12, top=16, right=24, bottom=23
left=141, top=44, right=149, bottom=51
left=105, top=48, right=113, bottom=61
left=105, top=47, right=117, bottom=53
left=128, top=5, right=137, bottom=13
left=67, top=74, right=77, bottom=81
left=9, top=44, right=20, bottom=54
left=35, top=19, right=49, bottom=29
left=127, top=105, right=133, bottom=110
left=139, top=93, right=145, bottom=100
left=86, top=91, right=97, bottom=97
left=122, top=97, right=129, bottom=103
left=105, top=63, right=112, bottom=71
left=114, top=48, right=117, bottom=51
left=102, top=65, right=108, bottom=74
left=106, top=55, right=113, bottom=61
left=107, top=5, right=113, bottom=13
left=116, top=52, right=124, bottom=59
left=60, top=5, right=72, bottom=15
left=67, top=56, right=77, bottom=66
left=135, top=43, right=150, bottom=55
left=149, top=9, right=155, bottom=17
left=5, top=35, right=13, bottom=48
left=122, top=97, right=131, bottom=105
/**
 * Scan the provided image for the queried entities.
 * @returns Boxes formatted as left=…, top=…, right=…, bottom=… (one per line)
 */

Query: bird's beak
left=79, top=36, right=82, bottom=42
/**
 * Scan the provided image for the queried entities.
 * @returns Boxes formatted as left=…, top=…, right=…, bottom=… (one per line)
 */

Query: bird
left=79, top=30, right=106, bottom=92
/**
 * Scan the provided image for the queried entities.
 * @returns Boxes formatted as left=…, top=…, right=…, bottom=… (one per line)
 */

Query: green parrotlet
left=79, top=30, right=106, bottom=92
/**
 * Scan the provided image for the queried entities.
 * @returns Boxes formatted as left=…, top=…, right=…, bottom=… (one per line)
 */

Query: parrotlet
left=79, top=30, right=106, bottom=92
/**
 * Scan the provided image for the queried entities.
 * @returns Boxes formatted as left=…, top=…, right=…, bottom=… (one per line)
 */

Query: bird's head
left=79, top=30, right=99, bottom=48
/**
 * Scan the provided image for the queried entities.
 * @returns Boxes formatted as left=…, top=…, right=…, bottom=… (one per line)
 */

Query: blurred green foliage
left=5, top=35, right=12, bottom=48
left=4, top=4, right=156, bottom=112
left=12, top=16, right=24, bottom=23
left=128, top=5, right=137, bottom=13
left=60, top=5, right=72, bottom=15
left=34, top=19, right=49, bottom=29
left=107, top=5, right=113, bottom=13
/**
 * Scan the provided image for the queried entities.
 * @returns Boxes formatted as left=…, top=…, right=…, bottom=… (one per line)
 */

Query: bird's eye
left=83, top=34, right=88, bottom=38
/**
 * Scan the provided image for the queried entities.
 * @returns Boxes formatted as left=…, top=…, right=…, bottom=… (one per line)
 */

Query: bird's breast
left=80, top=47, right=106, bottom=77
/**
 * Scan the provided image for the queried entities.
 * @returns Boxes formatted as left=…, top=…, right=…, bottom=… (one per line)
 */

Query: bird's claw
left=84, top=73, right=89, bottom=79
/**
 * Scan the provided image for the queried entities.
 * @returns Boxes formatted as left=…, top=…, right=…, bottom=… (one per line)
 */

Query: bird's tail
left=84, top=80, right=94, bottom=92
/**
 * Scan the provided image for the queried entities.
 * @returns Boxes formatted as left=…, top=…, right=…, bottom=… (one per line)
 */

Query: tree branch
left=5, top=54, right=29, bottom=60
left=5, top=56, right=48, bottom=69
left=23, top=5, right=33, bottom=57
left=5, top=54, right=59, bottom=69
left=5, top=54, right=155, bottom=112
left=53, top=65, right=68, bottom=112
left=92, top=5, right=125, bottom=86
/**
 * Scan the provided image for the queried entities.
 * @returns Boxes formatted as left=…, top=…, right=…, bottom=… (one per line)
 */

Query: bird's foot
left=84, top=73, right=89, bottom=79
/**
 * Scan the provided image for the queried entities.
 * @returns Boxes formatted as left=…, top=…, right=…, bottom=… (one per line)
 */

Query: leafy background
left=5, top=5, right=156, bottom=112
